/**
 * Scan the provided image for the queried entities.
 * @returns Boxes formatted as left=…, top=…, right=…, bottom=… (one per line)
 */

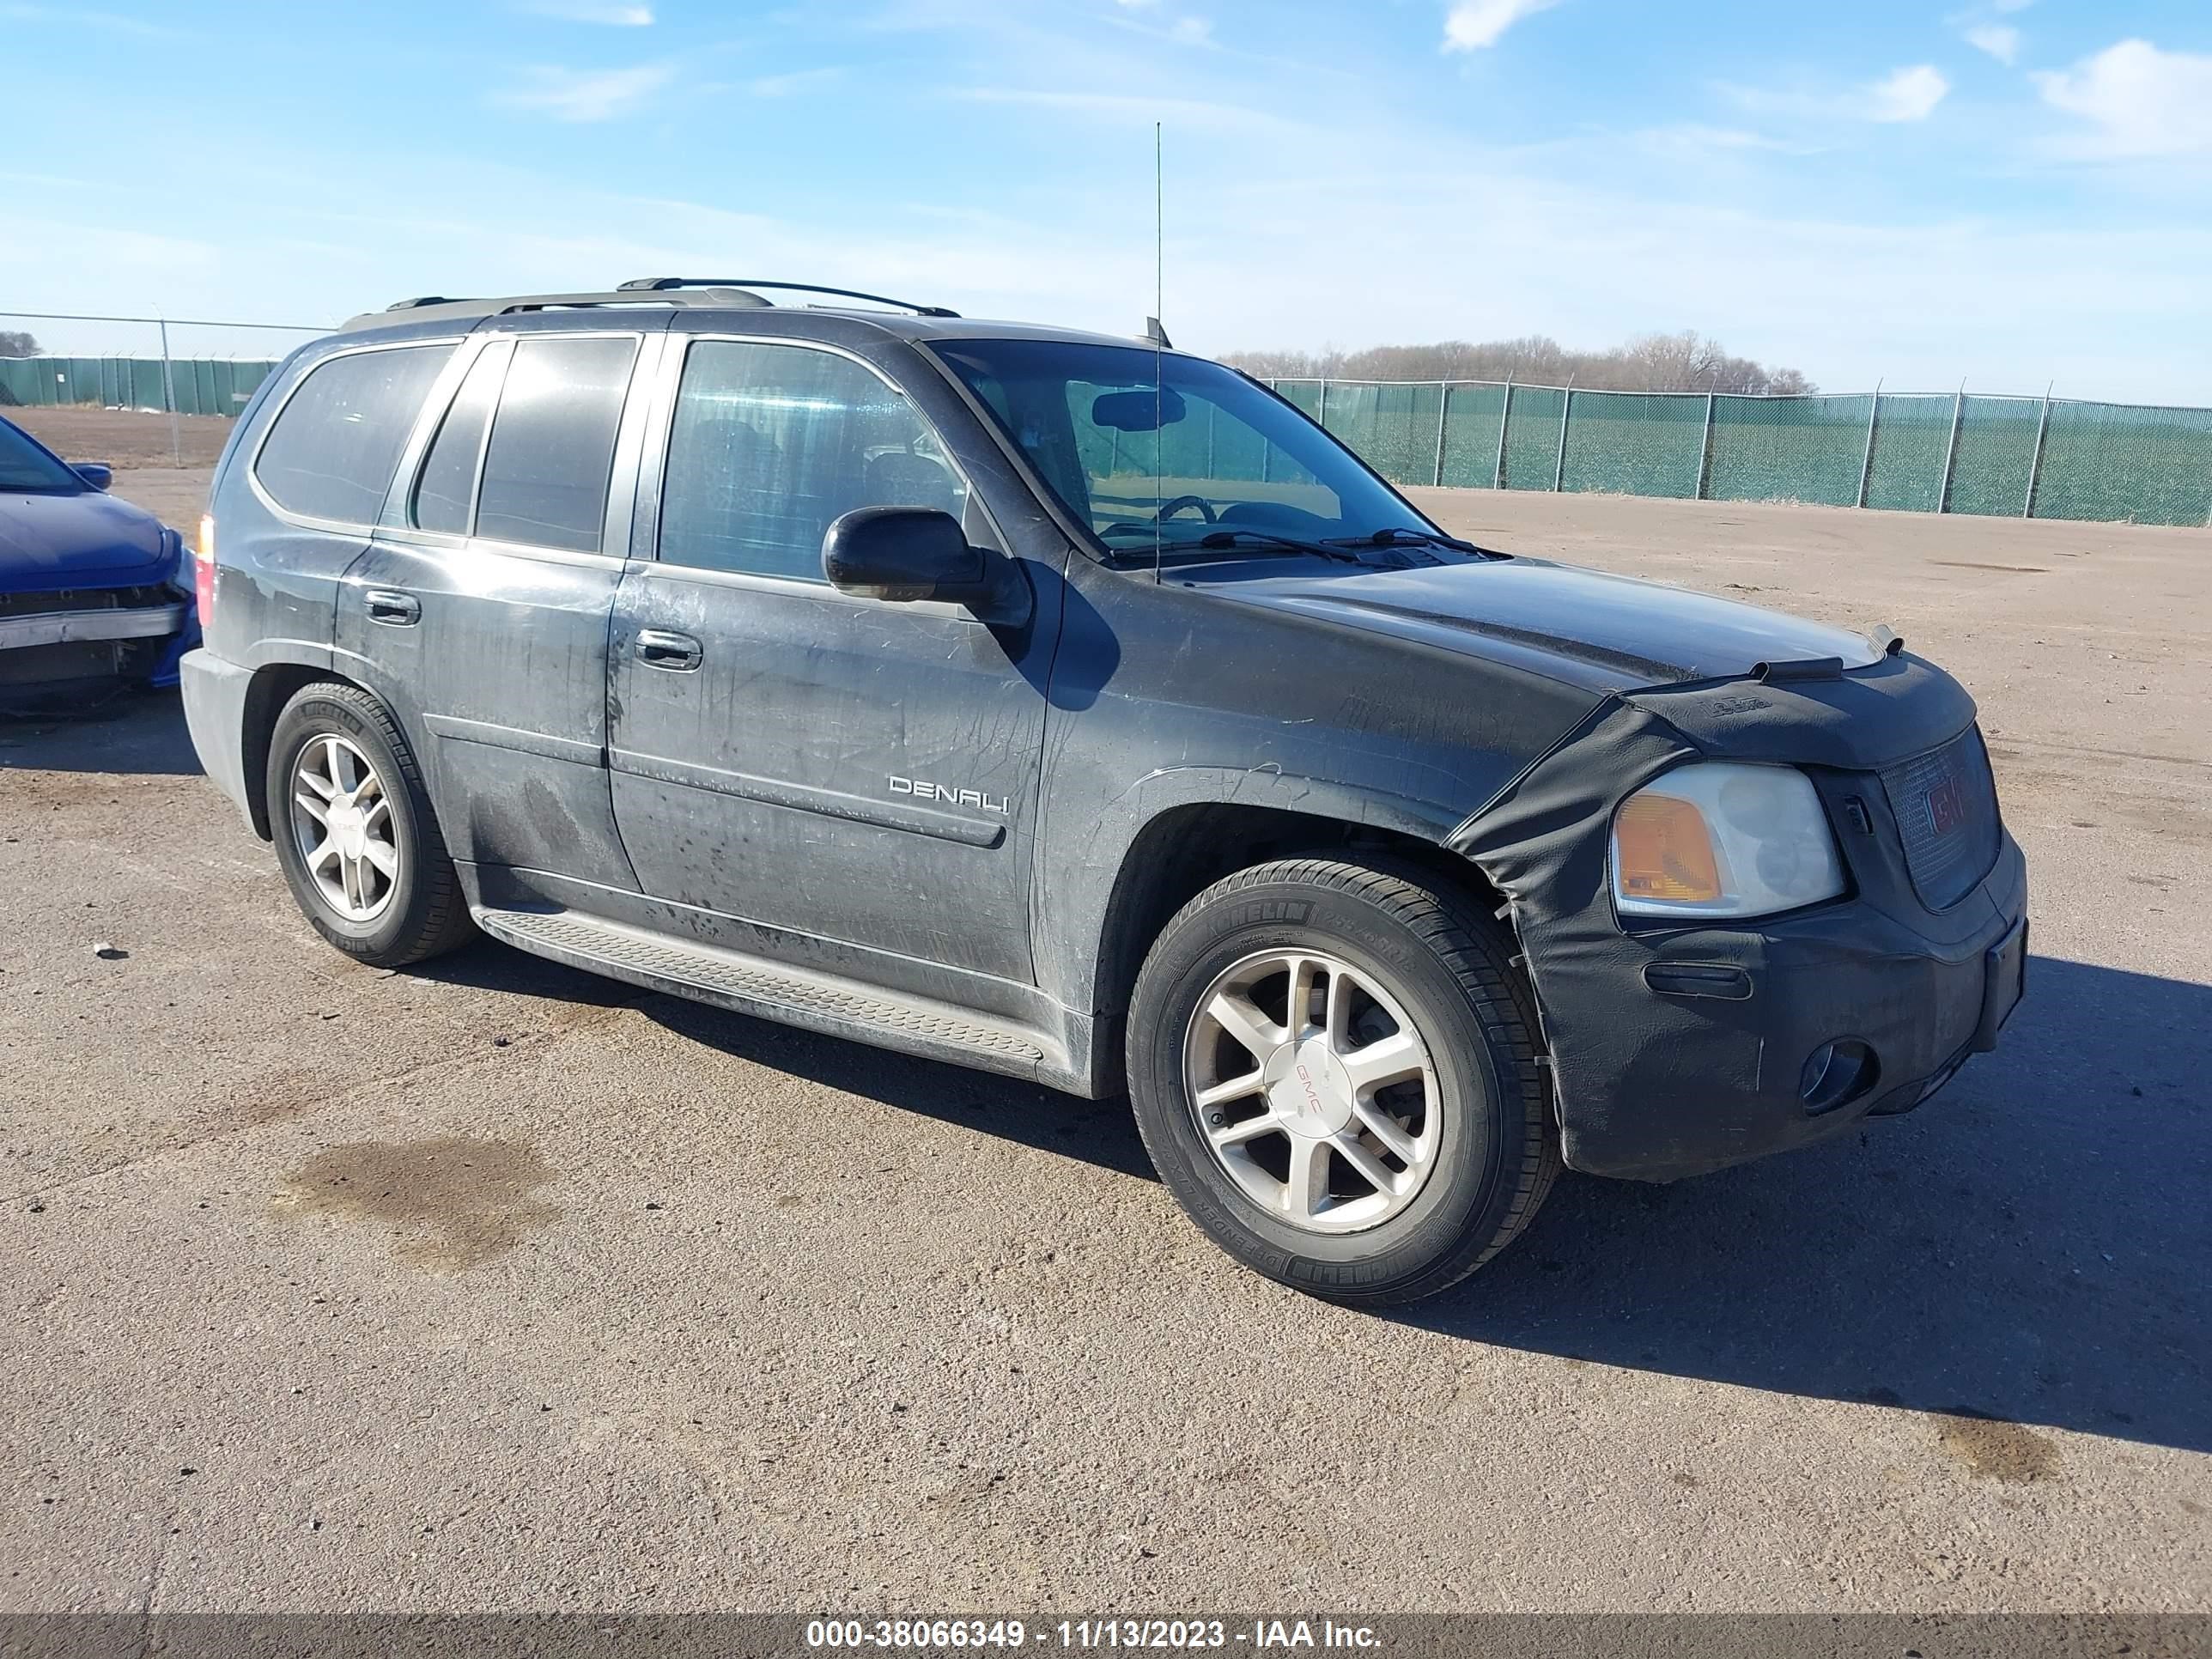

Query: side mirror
left=821, top=507, right=1029, bottom=623
left=72, top=462, right=112, bottom=491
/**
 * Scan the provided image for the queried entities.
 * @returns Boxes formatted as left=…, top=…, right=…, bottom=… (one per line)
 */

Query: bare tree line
left=1223, top=330, right=1817, bottom=396
left=0, top=331, right=43, bottom=358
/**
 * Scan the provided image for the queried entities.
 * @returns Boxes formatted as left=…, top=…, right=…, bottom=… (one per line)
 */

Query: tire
left=264, top=681, right=475, bottom=969
left=1126, top=854, right=1559, bottom=1305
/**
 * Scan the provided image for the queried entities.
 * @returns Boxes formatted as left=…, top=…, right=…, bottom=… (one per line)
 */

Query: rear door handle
left=635, top=628, right=703, bottom=672
left=364, top=588, right=422, bottom=626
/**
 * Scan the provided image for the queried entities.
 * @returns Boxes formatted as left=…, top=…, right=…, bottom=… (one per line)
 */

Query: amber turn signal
left=1613, top=792, right=1723, bottom=904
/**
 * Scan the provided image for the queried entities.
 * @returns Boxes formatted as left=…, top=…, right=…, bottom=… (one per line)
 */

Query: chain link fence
left=5, top=305, right=2204, bottom=528
left=0, top=354, right=287, bottom=416
left=1273, top=378, right=2212, bottom=528
left=1, top=309, right=325, bottom=465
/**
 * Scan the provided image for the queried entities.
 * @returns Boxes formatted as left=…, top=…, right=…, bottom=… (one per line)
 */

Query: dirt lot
left=3, top=405, right=235, bottom=471
left=4, top=406, right=230, bottom=538
left=2, top=419, right=2208, bottom=1615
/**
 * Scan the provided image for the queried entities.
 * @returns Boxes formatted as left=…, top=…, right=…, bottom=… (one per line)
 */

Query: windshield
left=930, top=339, right=1435, bottom=556
left=0, top=418, right=85, bottom=495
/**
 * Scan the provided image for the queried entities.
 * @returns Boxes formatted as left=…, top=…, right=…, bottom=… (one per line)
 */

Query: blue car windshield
left=929, top=340, right=1435, bottom=554
left=0, top=420, right=84, bottom=494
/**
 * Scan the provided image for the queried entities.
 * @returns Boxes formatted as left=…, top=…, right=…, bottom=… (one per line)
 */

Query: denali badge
left=889, top=776, right=1010, bottom=815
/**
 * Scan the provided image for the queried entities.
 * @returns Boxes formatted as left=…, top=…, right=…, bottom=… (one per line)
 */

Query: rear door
left=605, top=331, right=1053, bottom=992
left=335, top=316, right=662, bottom=894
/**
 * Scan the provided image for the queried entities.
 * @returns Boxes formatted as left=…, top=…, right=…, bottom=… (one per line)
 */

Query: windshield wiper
left=1322, top=526, right=1487, bottom=558
left=1106, top=527, right=1395, bottom=568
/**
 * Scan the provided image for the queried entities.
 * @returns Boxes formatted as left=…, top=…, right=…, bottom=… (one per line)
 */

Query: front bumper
left=1543, top=834, right=2027, bottom=1181
left=1451, top=651, right=2029, bottom=1185
left=0, top=601, right=187, bottom=653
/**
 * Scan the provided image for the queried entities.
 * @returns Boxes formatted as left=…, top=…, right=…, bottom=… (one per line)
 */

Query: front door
left=605, top=334, right=1054, bottom=990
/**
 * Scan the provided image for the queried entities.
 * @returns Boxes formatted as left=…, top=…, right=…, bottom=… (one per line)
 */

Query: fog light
left=1800, top=1039, right=1878, bottom=1114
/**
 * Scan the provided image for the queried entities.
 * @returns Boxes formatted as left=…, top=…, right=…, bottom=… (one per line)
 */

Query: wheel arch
left=240, top=660, right=372, bottom=841
left=1071, top=793, right=1511, bottom=1094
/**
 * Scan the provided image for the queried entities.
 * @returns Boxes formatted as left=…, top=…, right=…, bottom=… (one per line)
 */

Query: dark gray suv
left=179, top=278, right=2027, bottom=1304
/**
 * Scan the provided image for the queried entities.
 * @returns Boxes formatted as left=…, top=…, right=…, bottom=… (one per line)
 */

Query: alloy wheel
left=289, top=733, right=398, bottom=923
left=1182, top=949, right=1442, bottom=1234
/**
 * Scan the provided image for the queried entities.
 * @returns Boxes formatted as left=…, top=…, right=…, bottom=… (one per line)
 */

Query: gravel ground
left=2, top=450, right=2207, bottom=1615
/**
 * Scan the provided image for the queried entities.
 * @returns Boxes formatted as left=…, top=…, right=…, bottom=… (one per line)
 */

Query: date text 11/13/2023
left=805, top=1618, right=1382, bottom=1649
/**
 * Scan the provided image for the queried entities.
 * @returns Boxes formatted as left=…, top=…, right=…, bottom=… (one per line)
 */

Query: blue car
left=0, top=411, right=197, bottom=702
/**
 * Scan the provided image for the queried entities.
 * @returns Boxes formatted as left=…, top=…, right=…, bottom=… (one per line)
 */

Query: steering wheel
left=1153, top=495, right=1217, bottom=524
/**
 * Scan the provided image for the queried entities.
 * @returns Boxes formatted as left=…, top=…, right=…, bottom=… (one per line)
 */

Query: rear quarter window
left=252, top=343, right=453, bottom=526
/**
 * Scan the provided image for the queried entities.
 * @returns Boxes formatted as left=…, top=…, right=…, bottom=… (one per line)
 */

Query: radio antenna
left=1152, top=121, right=1164, bottom=586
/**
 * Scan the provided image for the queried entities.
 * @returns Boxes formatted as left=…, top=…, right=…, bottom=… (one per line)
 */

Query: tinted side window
left=253, top=344, right=451, bottom=525
left=411, top=341, right=510, bottom=535
left=474, top=335, right=639, bottom=552
left=659, top=341, right=967, bottom=581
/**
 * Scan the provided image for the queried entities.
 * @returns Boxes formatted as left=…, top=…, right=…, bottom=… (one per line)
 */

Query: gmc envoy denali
left=179, top=278, right=2028, bottom=1304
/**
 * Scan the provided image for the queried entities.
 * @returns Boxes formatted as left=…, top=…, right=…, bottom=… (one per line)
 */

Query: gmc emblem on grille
left=1925, top=772, right=1968, bottom=837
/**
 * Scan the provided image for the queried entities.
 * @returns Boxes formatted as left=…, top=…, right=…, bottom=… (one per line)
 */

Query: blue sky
left=3, top=0, right=2210, bottom=400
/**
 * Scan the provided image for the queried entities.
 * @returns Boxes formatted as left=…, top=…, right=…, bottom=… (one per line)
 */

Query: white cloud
left=1863, top=64, right=1948, bottom=122
left=1442, top=0, right=1562, bottom=52
left=511, top=0, right=653, bottom=21
left=490, top=63, right=674, bottom=121
left=1170, top=15, right=1212, bottom=45
left=1718, top=64, right=1948, bottom=125
left=1964, top=24, right=2020, bottom=66
left=2033, top=39, right=2212, bottom=159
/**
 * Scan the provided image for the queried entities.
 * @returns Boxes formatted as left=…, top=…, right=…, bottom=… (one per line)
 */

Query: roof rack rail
left=344, top=279, right=957, bottom=335
left=617, top=277, right=960, bottom=318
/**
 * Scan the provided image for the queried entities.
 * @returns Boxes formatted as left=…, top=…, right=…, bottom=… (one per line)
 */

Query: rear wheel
left=1126, top=855, right=1558, bottom=1305
left=265, top=682, right=474, bottom=968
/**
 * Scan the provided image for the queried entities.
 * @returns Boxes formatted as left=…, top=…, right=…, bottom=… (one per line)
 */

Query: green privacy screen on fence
left=1267, top=378, right=2212, bottom=528
left=0, top=356, right=283, bottom=416
left=7, top=354, right=2206, bottom=527
left=1562, top=392, right=1704, bottom=498
left=1706, top=394, right=1873, bottom=507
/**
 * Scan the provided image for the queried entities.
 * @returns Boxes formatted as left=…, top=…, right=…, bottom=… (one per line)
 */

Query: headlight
left=1612, top=763, right=1845, bottom=920
left=159, top=526, right=191, bottom=599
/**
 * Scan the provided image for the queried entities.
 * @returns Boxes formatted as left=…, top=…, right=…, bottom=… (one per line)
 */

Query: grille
left=0, top=585, right=173, bottom=617
left=1880, top=727, right=2002, bottom=911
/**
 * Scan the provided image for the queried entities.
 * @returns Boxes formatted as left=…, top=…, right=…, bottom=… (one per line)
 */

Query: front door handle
left=635, top=628, right=704, bottom=672
left=363, top=588, right=422, bottom=626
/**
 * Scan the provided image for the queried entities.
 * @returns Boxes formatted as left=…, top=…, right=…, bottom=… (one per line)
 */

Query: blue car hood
left=0, top=489, right=173, bottom=590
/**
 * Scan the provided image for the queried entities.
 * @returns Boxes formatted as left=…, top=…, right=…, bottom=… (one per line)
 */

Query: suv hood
left=1202, top=555, right=1882, bottom=692
left=0, top=489, right=173, bottom=590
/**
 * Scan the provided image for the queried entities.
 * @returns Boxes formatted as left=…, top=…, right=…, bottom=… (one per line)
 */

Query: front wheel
left=1126, top=856, right=1558, bottom=1305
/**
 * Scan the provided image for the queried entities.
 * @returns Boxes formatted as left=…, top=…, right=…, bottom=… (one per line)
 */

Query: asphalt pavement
left=3, top=485, right=2207, bottom=1614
